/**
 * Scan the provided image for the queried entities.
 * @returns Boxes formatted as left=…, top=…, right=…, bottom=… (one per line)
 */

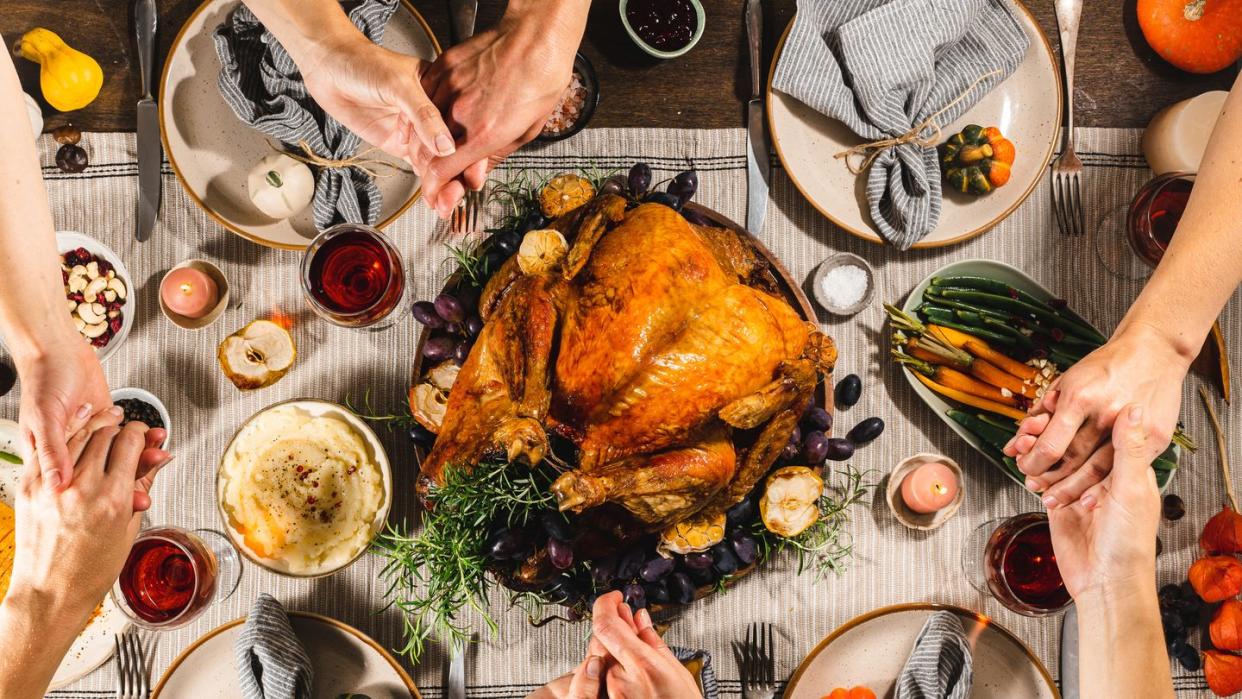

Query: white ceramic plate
left=898, top=259, right=1179, bottom=492
left=767, top=2, right=1061, bottom=248
left=160, top=0, right=439, bottom=250
left=216, top=399, right=392, bottom=577
left=151, top=611, right=419, bottom=698
left=784, top=604, right=1058, bottom=699
left=0, top=418, right=130, bottom=690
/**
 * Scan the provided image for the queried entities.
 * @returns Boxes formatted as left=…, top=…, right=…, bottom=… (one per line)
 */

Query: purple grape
left=408, top=424, right=435, bottom=446
left=483, top=249, right=505, bottom=274
left=681, top=207, right=711, bottom=226
left=434, top=293, right=465, bottom=323
left=411, top=301, right=443, bottom=328
left=644, top=191, right=681, bottom=210
left=422, top=335, right=455, bottom=362
left=617, top=548, right=644, bottom=580
left=825, top=437, right=855, bottom=461
left=803, top=407, right=833, bottom=432
left=847, top=417, right=885, bottom=444
left=592, top=557, right=618, bottom=587
left=622, top=583, right=647, bottom=610
left=485, top=529, right=531, bottom=561
left=524, top=210, right=550, bottom=231
left=730, top=530, right=757, bottom=565
left=492, top=230, right=520, bottom=256
left=645, top=581, right=670, bottom=605
left=725, top=498, right=757, bottom=529
left=682, top=551, right=713, bottom=571
left=640, top=557, right=675, bottom=582
left=801, top=430, right=829, bottom=464
left=464, top=315, right=484, bottom=337
left=835, top=374, right=862, bottom=408
left=547, top=577, right=581, bottom=604
left=667, top=170, right=698, bottom=206
left=599, top=174, right=627, bottom=196
left=780, top=442, right=799, bottom=461
left=452, top=339, right=472, bottom=365
left=548, top=538, right=574, bottom=570
left=628, top=163, right=652, bottom=196
left=540, top=511, right=572, bottom=540
left=689, top=566, right=717, bottom=586
left=711, top=542, right=739, bottom=574
left=789, top=425, right=802, bottom=446
left=669, top=572, right=695, bottom=604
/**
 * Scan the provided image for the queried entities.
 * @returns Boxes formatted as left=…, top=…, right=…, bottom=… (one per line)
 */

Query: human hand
left=15, top=334, right=114, bottom=492
left=589, top=591, right=702, bottom=699
left=1047, top=404, right=1161, bottom=600
left=416, top=0, right=587, bottom=217
left=8, top=415, right=171, bottom=623
left=526, top=654, right=604, bottom=699
left=1002, top=325, right=1188, bottom=508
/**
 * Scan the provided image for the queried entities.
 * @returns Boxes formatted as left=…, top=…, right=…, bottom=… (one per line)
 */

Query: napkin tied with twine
left=772, top=0, right=1029, bottom=249
left=213, top=0, right=400, bottom=231
left=235, top=594, right=313, bottom=699
left=893, top=611, right=974, bottom=699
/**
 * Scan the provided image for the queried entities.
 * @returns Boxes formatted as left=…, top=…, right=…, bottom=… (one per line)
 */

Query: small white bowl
left=885, top=453, right=964, bottom=531
left=110, top=387, right=171, bottom=449
left=56, top=232, right=136, bottom=364
left=812, top=252, right=875, bottom=316
left=158, top=259, right=230, bottom=330
left=619, top=0, right=706, bottom=60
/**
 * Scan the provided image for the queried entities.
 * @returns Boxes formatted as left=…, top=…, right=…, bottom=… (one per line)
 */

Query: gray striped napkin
left=235, top=594, right=314, bottom=699
left=212, top=0, right=398, bottom=231
left=893, top=611, right=973, bottom=699
left=771, top=0, right=1028, bottom=249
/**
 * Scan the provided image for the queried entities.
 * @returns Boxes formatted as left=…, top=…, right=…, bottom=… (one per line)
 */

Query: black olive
left=846, top=417, right=885, bottom=445
left=56, top=144, right=88, bottom=173
left=835, top=374, right=862, bottom=409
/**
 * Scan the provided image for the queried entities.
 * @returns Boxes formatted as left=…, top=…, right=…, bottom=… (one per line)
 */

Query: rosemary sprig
left=344, top=389, right=417, bottom=432
left=444, top=241, right=490, bottom=288
left=752, top=464, right=873, bottom=581
left=374, top=460, right=558, bottom=664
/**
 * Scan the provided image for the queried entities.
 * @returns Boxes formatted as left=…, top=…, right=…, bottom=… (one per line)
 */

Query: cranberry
left=90, top=334, right=109, bottom=347
left=96, top=259, right=113, bottom=276
left=61, top=269, right=69, bottom=283
left=69, top=292, right=84, bottom=302
left=108, top=317, right=122, bottom=333
left=74, top=247, right=90, bottom=261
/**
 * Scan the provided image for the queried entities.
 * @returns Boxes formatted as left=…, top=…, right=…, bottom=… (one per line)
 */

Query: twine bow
left=273, top=140, right=412, bottom=178
left=834, top=69, right=1002, bottom=175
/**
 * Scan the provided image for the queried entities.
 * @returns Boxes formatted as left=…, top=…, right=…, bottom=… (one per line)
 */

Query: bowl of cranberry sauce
left=620, top=0, right=705, bottom=59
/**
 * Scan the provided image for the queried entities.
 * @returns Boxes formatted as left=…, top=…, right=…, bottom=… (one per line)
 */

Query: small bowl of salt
left=812, top=253, right=875, bottom=316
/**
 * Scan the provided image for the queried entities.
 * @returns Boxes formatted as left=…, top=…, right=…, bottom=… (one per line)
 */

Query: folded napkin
left=771, top=0, right=1029, bottom=249
left=213, top=0, right=399, bottom=231
left=235, top=594, right=314, bottom=699
left=672, top=646, right=719, bottom=699
left=893, top=611, right=973, bottom=699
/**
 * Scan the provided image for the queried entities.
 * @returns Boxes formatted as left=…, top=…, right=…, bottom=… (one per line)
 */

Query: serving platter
left=160, top=0, right=439, bottom=250
left=408, top=199, right=833, bottom=611
left=899, top=259, right=1179, bottom=491
left=766, top=1, right=1061, bottom=248
left=783, top=603, right=1059, bottom=698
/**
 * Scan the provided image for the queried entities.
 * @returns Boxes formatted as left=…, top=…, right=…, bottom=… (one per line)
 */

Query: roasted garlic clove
left=516, top=229, right=568, bottom=275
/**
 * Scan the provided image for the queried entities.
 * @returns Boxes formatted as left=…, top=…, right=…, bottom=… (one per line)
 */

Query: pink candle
left=900, top=462, right=959, bottom=514
left=160, top=267, right=219, bottom=319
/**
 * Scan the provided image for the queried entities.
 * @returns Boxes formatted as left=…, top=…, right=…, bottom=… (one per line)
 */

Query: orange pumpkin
left=1137, top=0, right=1242, bottom=74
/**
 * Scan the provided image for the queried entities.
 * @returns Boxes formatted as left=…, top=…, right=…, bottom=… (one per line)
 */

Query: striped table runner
left=12, top=127, right=1233, bottom=698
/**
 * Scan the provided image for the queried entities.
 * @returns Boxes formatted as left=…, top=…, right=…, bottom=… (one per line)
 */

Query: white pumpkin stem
left=1184, top=0, right=1207, bottom=21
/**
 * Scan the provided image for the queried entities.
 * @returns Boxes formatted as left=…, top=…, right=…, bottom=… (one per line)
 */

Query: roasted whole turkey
left=414, top=194, right=836, bottom=556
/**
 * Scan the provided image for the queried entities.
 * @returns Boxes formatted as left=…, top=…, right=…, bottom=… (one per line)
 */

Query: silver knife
left=445, top=638, right=465, bottom=699
left=1060, top=605, right=1080, bottom=699
left=135, top=0, right=161, bottom=242
left=448, top=0, right=478, bottom=45
left=745, top=0, right=770, bottom=235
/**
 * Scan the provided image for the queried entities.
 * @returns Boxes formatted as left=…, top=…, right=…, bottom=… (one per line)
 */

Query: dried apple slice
left=760, top=466, right=824, bottom=538
left=217, top=319, right=296, bottom=390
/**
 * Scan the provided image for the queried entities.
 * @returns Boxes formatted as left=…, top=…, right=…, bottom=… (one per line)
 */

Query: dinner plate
left=160, top=0, right=439, bottom=250
left=151, top=611, right=420, bottom=698
left=898, top=259, right=1179, bottom=492
left=766, top=1, right=1061, bottom=248
left=784, top=603, right=1059, bottom=698
left=0, top=419, right=130, bottom=690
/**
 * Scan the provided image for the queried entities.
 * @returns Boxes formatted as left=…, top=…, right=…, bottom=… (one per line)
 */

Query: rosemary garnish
left=344, top=389, right=417, bottom=432
left=444, top=241, right=490, bottom=288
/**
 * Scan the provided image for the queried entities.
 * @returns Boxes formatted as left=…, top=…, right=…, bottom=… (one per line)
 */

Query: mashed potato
left=218, top=404, right=386, bottom=575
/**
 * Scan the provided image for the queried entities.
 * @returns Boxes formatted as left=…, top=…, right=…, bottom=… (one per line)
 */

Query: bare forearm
left=0, top=587, right=88, bottom=699
left=0, top=54, right=77, bottom=365
left=1115, top=73, right=1242, bottom=360
left=1076, top=581, right=1173, bottom=699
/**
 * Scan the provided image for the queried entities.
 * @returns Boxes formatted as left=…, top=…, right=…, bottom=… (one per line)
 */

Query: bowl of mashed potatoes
left=216, top=399, right=391, bottom=577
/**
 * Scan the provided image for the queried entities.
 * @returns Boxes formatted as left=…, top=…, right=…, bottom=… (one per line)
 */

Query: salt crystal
left=818, top=263, right=869, bottom=309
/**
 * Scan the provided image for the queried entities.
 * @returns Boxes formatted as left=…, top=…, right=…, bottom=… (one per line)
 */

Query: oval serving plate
left=160, top=0, right=439, bottom=250
left=783, top=603, right=1059, bottom=699
left=899, top=259, right=1178, bottom=493
left=767, top=1, right=1060, bottom=248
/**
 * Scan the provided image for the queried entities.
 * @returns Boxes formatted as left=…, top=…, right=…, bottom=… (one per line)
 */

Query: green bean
left=947, top=410, right=1014, bottom=453
left=921, top=290, right=1013, bottom=321
left=931, top=275, right=1059, bottom=313
left=976, top=412, right=1020, bottom=435
left=933, top=288, right=1107, bottom=344
left=918, top=307, right=1018, bottom=345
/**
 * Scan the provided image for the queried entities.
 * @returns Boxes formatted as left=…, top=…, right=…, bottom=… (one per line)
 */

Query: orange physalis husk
left=1201, top=507, right=1242, bottom=554
left=1190, top=556, right=1242, bottom=602
left=1212, top=600, right=1242, bottom=651
left=1205, top=651, right=1242, bottom=697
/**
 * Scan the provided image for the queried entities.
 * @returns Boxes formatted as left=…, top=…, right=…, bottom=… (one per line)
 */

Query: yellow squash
left=15, top=28, right=104, bottom=112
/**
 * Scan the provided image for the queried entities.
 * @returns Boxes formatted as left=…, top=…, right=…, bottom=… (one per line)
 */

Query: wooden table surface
left=3, top=0, right=1236, bottom=134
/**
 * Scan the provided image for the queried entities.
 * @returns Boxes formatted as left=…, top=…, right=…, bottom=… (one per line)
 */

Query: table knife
left=445, top=638, right=466, bottom=699
left=135, top=0, right=161, bottom=242
left=744, top=0, right=770, bottom=235
left=1060, top=605, right=1080, bottom=699
left=449, top=0, right=478, bottom=45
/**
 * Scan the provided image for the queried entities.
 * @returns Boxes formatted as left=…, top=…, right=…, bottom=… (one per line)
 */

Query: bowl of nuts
left=56, top=232, right=133, bottom=363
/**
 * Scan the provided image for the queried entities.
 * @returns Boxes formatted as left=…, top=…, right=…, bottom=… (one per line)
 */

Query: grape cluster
left=1160, top=581, right=1209, bottom=671
left=779, top=374, right=884, bottom=468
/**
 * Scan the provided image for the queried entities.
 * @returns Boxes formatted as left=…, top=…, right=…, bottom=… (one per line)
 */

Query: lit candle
left=160, top=267, right=219, bottom=319
left=900, top=461, right=959, bottom=514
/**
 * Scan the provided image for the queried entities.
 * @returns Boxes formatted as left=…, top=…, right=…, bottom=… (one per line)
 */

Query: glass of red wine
left=301, top=223, right=406, bottom=329
left=962, top=513, right=1071, bottom=617
left=111, top=527, right=241, bottom=630
left=1092, top=172, right=1195, bottom=280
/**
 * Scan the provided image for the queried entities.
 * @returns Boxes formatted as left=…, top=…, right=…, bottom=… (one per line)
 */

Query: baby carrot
left=970, top=358, right=1037, bottom=399
left=962, top=338, right=1038, bottom=381
left=933, top=366, right=1020, bottom=407
left=913, top=372, right=1028, bottom=420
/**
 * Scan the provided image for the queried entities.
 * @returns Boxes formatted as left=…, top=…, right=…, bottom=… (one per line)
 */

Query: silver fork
left=735, top=622, right=776, bottom=699
left=114, top=631, right=149, bottom=699
left=449, top=189, right=484, bottom=236
left=1051, top=0, right=1084, bottom=237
